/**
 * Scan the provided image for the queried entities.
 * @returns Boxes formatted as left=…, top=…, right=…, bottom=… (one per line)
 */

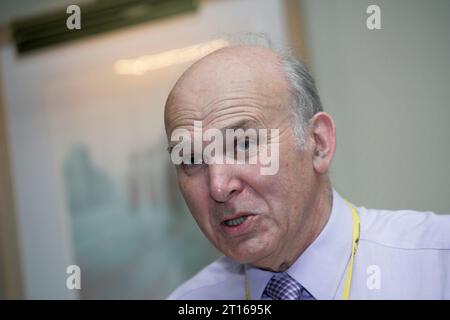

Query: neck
left=254, top=180, right=333, bottom=272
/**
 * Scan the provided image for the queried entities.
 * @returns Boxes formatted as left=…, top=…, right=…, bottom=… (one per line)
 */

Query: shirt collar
left=245, top=189, right=353, bottom=300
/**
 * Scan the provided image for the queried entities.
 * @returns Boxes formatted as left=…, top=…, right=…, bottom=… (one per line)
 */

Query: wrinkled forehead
left=164, top=46, right=291, bottom=135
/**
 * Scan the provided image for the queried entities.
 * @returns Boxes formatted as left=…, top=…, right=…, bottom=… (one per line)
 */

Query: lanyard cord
left=341, top=201, right=360, bottom=300
left=244, top=201, right=360, bottom=300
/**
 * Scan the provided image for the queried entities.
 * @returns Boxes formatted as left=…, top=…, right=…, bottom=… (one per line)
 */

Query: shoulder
left=358, top=206, right=450, bottom=250
left=167, top=256, right=243, bottom=300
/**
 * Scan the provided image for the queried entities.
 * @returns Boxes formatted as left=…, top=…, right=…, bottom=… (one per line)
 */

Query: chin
left=223, top=240, right=273, bottom=265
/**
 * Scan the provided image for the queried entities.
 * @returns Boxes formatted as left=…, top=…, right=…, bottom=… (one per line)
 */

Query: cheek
left=242, top=175, right=290, bottom=232
left=178, top=175, right=212, bottom=226
left=249, top=157, right=310, bottom=226
left=179, top=176, right=202, bottom=207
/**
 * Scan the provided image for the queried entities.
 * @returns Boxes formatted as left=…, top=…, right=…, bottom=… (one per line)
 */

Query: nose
left=208, top=164, right=244, bottom=203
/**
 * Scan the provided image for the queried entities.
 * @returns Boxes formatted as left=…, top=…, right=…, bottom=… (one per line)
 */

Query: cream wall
left=300, top=0, right=450, bottom=213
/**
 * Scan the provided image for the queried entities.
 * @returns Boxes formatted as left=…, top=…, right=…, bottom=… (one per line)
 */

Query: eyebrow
left=221, top=119, right=262, bottom=131
left=166, top=119, right=264, bottom=154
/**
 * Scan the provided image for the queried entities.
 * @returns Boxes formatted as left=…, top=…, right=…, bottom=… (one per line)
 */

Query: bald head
left=164, top=45, right=292, bottom=135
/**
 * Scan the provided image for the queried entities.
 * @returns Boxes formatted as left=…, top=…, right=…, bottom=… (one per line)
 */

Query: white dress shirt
left=168, top=190, right=450, bottom=299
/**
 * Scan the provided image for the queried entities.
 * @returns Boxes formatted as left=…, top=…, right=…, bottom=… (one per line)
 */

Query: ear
left=309, top=112, right=336, bottom=174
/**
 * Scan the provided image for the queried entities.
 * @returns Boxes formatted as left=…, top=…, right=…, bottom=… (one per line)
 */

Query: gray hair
left=222, top=33, right=323, bottom=149
left=280, top=52, right=323, bottom=148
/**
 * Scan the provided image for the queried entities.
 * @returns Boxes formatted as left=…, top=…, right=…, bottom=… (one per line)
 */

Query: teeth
left=224, top=216, right=248, bottom=227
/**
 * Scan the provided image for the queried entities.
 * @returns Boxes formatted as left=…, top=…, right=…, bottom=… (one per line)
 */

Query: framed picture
left=0, top=0, right=301, bottom=298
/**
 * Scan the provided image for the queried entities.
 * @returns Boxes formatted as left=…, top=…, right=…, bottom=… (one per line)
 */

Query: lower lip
left=220, top=215, right=257, bottom=237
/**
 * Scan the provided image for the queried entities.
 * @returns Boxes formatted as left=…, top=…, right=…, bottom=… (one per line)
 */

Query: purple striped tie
left=263, top=272, right=315, bottom=300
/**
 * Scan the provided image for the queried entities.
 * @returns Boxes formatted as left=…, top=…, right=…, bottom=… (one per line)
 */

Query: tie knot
left=263, top=272, right=313, bottom=300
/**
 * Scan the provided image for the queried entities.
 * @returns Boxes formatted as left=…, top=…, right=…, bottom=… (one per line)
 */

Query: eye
left=183, top=153, right=202, bottom=164
left=180, top=153, right=204, bottom=173
left=237, top=138, right=250, bottom=150
left=236, top=137, right=256, bottom=152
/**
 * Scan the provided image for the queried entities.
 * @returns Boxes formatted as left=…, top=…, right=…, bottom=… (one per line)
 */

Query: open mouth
left=220, top=214, right=257, bottom=236
left=223, top=216, right=249, bottom=227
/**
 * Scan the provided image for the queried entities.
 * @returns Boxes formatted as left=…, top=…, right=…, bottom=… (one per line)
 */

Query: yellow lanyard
left=244, top=201, right=360, bottom=300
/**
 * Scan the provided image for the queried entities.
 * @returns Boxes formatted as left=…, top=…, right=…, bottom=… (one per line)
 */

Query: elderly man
left=164, top=43, right=450, bottom=300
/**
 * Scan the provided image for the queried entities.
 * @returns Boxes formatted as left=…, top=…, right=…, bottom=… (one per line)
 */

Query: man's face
left=164, top=47, right=320, bottom=269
